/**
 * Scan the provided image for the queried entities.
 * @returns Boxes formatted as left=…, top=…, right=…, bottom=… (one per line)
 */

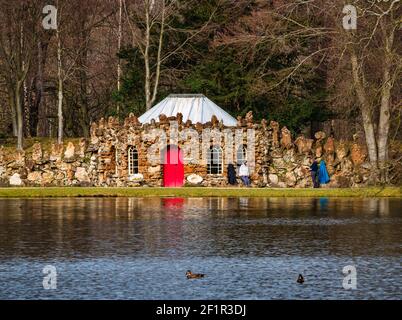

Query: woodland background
left=0, top=0, right=400, bottom=182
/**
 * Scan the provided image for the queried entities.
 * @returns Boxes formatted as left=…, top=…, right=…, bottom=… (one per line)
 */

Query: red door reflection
left=162, top=197, right=185, bottom=209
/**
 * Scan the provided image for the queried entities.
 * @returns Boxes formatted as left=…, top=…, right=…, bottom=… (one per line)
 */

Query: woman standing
left=227, top=163, right=237, bottom=185
left=310, top=159, right=319, bottom=188
left=318, top=160, right=330, bottom=185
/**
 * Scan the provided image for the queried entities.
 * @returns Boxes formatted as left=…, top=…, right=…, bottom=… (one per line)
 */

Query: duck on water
left=297, top=274, right=305, bottom=284
left=186, top=270, right=205, bottom=279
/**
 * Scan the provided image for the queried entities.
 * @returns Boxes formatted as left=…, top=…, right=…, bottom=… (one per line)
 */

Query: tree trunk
left=57, top=85, right=63, bottom=145
left=377, top=31, right=394, bottom=182
left=144, top=4, right=152, bottom=111
left=350, top=53, right=378, bottom=167
left=57, top=30, right=64, bottom=144
left=24, top=77, right=34, bottom=138
left=151, top=0, right=165, bottom=107
left=21, top=23, right=30, bottom=139
left=9, top=94, right=18, bottom=137
left=33, top=39, right=45, bottom=137
left=79, top=68, right=89, bottom=137
left=117, top=0, right=122, bottom=116
left=15, top=86, right=23, bottom=150
left=143, top=1, right=165, bottom=111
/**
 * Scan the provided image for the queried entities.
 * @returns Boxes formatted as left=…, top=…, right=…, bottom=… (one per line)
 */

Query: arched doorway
left=162, top=145, right=184, bottom=187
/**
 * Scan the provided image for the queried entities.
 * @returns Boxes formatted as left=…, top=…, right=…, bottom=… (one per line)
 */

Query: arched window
left=207, top=146, right=223, bottom=174
left=128, top=146, right=139, bottom=175
left=236, top=144, right=247, bottom=167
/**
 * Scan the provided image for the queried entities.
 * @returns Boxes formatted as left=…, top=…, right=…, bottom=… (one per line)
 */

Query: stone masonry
left=0, top=112, right=372, bottom=188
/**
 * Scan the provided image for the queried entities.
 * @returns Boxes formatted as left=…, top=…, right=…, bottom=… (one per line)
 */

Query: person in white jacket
left=239, top=161, right=251, bottom=187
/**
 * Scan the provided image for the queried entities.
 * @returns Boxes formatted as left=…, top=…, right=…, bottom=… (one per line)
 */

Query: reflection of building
left=0, top=198, right=399, bottom=260
left=162, top=198, right=185, bottom=210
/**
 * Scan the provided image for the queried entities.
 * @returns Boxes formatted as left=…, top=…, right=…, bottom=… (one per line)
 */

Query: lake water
left=0, top=197, right=401, bottom=300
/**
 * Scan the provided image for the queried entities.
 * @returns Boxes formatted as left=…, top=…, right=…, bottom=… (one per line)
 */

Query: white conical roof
left=138, top=94, right=237, bottom=126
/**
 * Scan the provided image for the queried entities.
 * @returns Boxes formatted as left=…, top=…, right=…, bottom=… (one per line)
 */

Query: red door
left=163, top=146, right=184, bottom=187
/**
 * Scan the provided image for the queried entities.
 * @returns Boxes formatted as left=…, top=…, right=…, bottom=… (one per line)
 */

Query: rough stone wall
left=0, top=112, right=373, bottom=188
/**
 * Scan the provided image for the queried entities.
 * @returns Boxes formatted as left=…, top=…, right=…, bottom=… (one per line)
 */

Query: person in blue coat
left=318, top=160, right=330, bottom=185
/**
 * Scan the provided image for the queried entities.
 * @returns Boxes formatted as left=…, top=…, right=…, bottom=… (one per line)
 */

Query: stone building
left=89, top=94, right=264, bottom=187
left=0, top=94, right=375, bottom=188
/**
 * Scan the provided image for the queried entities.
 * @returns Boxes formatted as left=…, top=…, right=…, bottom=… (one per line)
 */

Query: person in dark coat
left=310, top=159, right=319, bottom=188
left=227, top=163, right=237, bottom=185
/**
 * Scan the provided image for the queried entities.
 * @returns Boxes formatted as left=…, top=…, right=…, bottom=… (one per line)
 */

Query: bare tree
left=54, top=0, right=80, bottom=144
left=215, top=0, right=401, bottom=182
left=0, top=2, right=40, bottom=150
left=53, top=0, right=116, bottom=139
left=344, top=0, right=401, bottom=181
left=124, top=0, right=168, bottom=110
left=56, top=8, right=64, bottom=145
left=117, top=0, right=123, bottom=116
left=124, top=0, right=218, bottom=110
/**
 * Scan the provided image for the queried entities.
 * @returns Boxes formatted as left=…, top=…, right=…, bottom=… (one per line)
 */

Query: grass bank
left=0, top=187, right=400, bottom=198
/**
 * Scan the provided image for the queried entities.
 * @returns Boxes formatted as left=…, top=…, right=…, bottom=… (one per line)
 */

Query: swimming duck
left=186, top=270, right=205, bottom=279
left=297, top=274, right=304, bottom=284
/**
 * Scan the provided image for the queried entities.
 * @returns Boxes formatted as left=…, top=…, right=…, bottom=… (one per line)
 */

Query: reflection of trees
left=0, top=198, right=400, bottom=260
